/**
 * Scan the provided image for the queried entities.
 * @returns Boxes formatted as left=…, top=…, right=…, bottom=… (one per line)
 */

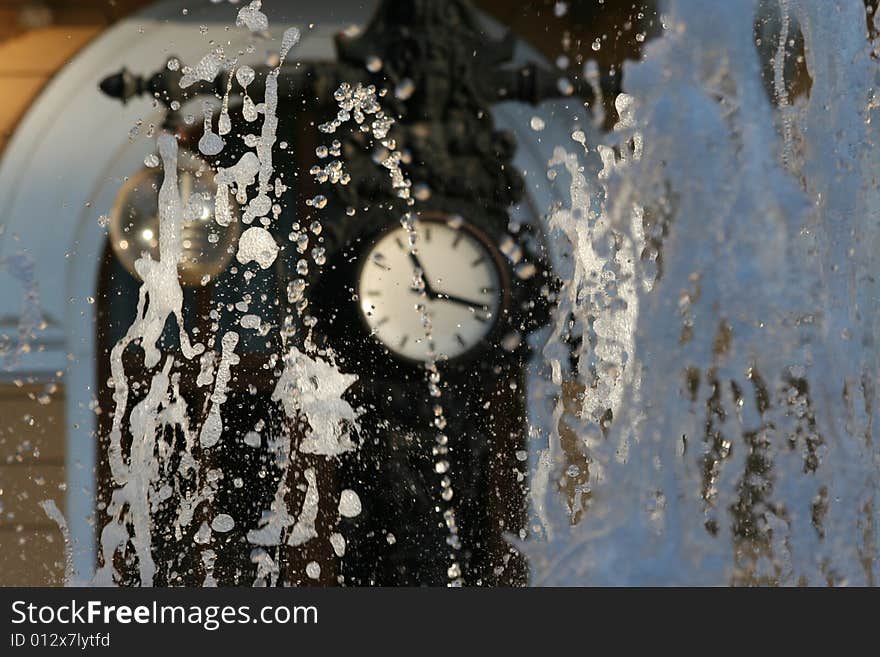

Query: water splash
left=310, top=80, right=466, bottom=583
left=180, top=47, right=225, bottom=90
left=0, top=251, right=44, bottom=370
left=198, top=331, right=239, bottom=449
left=272, top=348, right=358, bottom=456
left=198, top=100, right=225, bottom=156
left=40, top=499, right=75, bottom=586
left=530, top=0, right=879, bottom=586
left=95, top=5, right=378, bottom=587
left=236, top=1, right=269, bottom=34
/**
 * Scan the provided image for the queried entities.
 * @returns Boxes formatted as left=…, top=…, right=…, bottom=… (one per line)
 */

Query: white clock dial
left=357, top=219, right=503, bottom=361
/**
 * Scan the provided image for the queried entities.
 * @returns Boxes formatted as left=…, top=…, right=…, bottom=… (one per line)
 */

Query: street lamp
left=109, top=147, right=240, bottom=287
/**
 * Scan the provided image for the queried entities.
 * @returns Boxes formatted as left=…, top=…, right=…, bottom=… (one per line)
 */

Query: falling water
left=0, top=251, right=44, bottom=370
left=40, top=499, right=74, bottom=585
left=314, top=81, right=465, bottom=584
left=94, top=8, right=353, bottom=585
left=531, top=0, right=879, bottom=585
left=94, top=1, right=465, bottom=586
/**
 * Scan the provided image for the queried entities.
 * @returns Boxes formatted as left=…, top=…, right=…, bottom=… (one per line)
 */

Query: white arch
left=0, top=0, right=588, bottom=583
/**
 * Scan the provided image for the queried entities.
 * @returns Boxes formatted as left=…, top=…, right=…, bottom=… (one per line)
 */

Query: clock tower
left=308, top=0, right=563, bottom=585
left=98, top=0, right=587, bottom=586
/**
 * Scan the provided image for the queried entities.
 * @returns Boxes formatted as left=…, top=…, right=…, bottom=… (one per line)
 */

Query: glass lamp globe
left=109, top=150, right=240, bottom=287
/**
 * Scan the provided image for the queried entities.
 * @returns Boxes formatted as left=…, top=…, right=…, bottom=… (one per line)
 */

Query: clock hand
left=408, top=251, right=438, bottom=298
left=407, top=251, right=490, bottom=309
left=436, top=291, right=491, bottom=310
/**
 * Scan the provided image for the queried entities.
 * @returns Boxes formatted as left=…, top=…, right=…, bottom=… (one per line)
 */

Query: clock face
left=357, top=219, right=503, bottom=362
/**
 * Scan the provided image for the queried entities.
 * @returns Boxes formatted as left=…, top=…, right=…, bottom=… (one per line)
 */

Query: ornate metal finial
left=330, top=0, right=586, bottom=214
left=98, top=66, right=141, bottom=104
left=99, top=58, right=221, bottom=109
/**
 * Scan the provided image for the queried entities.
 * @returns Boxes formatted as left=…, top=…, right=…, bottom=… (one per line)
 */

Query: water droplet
left=236, top=1, right=269, bottom=33
left=413, top=183, right=431, bottom=201
left=194, top=522, right=211, bottom=544
left=199, top=132, right=224, bottom=156
left=330, top=533, right=346, bottom=557
left=366, top=55, right=383, bottom=73
left=395, top=78, right=415, bottom=100
left=236, top=65, right=255, bottom=89
left=338, top=489, right=362, bottom=517
left=211, top=513, right=235, bottom=533
left=242, top=95, right=258, bottom=122
left=280, top=27, right=301, bottom=62
left=218, top=110, right=232, bottom=136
